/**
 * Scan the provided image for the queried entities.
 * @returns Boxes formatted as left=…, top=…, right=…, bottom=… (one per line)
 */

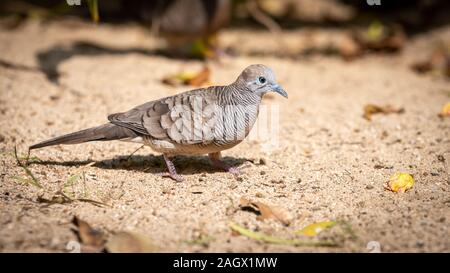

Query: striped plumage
left=30, top=64, right=287, bottom=181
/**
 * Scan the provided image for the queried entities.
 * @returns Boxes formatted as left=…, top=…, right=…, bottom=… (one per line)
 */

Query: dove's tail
left=29, top=123, right=139, bottom=150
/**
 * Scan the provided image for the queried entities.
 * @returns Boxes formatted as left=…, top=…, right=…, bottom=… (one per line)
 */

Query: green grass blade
left=229, top=222, right=338, bottom=247
left=14, top=147, right=43, bottom=189
left=87, top=0, right=99, bottom=23
left=63, top=174, right=81, bottom=198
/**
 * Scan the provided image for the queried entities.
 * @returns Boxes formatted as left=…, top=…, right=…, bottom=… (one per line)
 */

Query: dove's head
left=237, top=64, right=288, bottom=98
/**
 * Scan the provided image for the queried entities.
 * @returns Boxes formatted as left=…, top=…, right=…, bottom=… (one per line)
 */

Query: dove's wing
left=108, top=99, right=170, bottom=137
left=108, top=88, right=221, bottom=145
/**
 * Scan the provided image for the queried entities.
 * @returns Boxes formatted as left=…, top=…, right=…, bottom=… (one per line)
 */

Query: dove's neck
left=214, top=83, right=262, bottom=141
left=221, top=83, right=262, bottom=107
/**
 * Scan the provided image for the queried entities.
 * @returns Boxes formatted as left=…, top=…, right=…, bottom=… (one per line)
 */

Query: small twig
left=245, top=0, right=291, bottom=54
left=81, top=171, right=88, bottom=199
left=25, top=148, right=31, bottom=163
left=246, top=0, right=282, bottom=34
left=75, top=198, right=110, bottom=207
left=127, top=145, right=145, bottom=161
left=59, top=190, right=110, bottom=208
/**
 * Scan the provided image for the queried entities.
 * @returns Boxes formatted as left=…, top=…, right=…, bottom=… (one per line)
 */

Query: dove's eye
left=258, top=77, right=266, bottom=84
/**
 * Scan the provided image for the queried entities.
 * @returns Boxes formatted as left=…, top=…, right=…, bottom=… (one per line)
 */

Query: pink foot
left=209, top=152, right=240, bottom=177
left=226, top=166, right=240, bottom=176
left=157, top=154, right=184, bottom=182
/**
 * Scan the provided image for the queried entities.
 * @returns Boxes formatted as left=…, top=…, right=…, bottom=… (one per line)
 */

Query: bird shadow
left=35, top=40, right=199, bottom=85
left=29, top=154, right=249, bottom=176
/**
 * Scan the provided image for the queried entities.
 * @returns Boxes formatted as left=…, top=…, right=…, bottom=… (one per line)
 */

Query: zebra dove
left=30, top=64, right=288, bottom=181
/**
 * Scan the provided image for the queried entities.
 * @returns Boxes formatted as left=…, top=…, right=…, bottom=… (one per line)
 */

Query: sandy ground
left=0, top=19, right=449, bottom=253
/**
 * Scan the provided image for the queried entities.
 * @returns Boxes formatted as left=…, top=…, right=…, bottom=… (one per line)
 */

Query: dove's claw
left=156, top=172, right=184, bottom=182
left=227, top=167, right=240, bottom=176
left=209, top=152, right=240, bottom=176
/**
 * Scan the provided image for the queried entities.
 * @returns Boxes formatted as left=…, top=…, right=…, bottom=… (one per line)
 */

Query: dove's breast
left=144, top=138, right=243, bottom=156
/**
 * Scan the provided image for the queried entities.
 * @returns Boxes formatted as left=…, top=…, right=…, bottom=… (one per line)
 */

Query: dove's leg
left=157, top=154, right=184, bottom=182
left=208, top=152, right=240, bottom=176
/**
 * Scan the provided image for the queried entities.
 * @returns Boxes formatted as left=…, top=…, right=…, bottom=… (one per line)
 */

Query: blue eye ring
left=258, top=77, right=266, bottom=84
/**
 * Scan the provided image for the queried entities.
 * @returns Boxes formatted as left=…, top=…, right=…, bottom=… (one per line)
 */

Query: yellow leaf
left=385, top=172, right=414, bottom=193
left=295, top=221, right=337, bottom=237
left=367, top=21, right=385, bottom=42
left=438, top=102, right=450, bottom=118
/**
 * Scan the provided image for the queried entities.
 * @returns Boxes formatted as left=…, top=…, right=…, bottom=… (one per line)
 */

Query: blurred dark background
left=1, top=0, right=449, bottom=74
left=1, top=0, right=449, bottom=33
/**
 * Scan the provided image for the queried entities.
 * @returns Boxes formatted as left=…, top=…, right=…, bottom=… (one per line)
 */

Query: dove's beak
left=272, top=84, right=288, bottom=98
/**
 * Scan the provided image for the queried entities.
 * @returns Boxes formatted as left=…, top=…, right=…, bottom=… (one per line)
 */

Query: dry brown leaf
left=161, top=66, right=210, bottom=87
left=37, top=193, right=72, bottom=205
left=72, top=216, right=105, bottom=248
left=239, top=197, right=291, bottom=226
left=105, top=232, right=157, bottom=253
left=187, top=66, right=210, bottom=87
left=363, top=104, right=404, bottom=121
